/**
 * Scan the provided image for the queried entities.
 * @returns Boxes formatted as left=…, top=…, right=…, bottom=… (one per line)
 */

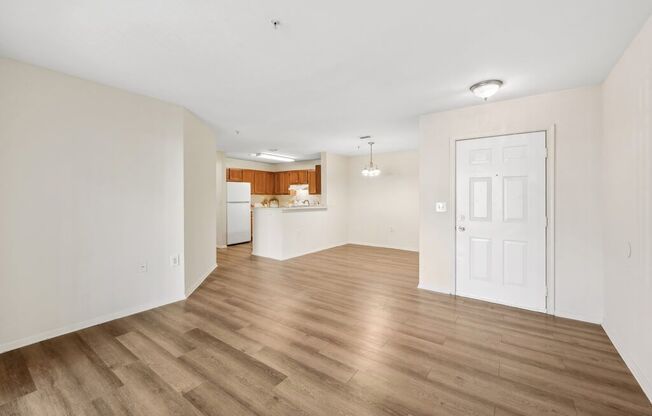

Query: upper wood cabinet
left=279, top=171, right=290, bottom=195
left=286, top=169, right=308, bottom=185
left=226, top=168, right=243, bottom=182
left=308, top=170, right=317, bottom=194
left=227, top=166, right=320, bottom=195
left=297, top=170, right=307, bottom=184
left=253, top=171, right=267, bottom=194
left=308, top=165, right=322, bottom=194
left=242, top=169, right=255, bottom=184
left=315, top=165, right=321, bottom=194
left=265, top=172, right=275, bottom=194
left=287, top=170, right=299, bottom=185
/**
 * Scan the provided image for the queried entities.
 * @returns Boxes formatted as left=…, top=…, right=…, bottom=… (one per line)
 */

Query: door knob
left=457, top=226, right=466, bottom=232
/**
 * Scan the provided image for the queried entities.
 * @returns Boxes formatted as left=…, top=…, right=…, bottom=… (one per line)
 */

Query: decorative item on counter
left=269, top=198, right=279, bottom=208
left=261, top=198, right=269, bottom=207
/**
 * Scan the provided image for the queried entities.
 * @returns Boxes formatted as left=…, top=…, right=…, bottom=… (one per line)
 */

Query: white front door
left=455, top=131, right=547, bottom=312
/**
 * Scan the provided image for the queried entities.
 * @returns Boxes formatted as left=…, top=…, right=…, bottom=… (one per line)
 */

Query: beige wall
left=183, top=110, right=217, bottom=295
left=216, top=151, right=227, bottom=248
left=347, top=150, right=419, bottom=251
left=224, top=157, right=320, bottom=172
left=602, top=16, right=652, bottom=401
left=225, top=158, right=275, bottom=171
left=0, top=58, right=217, bottom=353
left=419, top=86, right=604, bottom=323
left=0, top=58, right=186, bottom=352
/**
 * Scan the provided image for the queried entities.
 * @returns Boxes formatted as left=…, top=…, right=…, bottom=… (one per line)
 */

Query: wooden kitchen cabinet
left=242, top=169, right=255, bottom=184
left=265, top=172, right=275, bottom=194
left=229, top=167, right=318, bottom=195
left=226, top=168, right=243, bottom=182
left=253, top=171, right=267, bottom=194
left=297, top=170, right=308, bottom=184
left=287, top=170, right=299, bottom=185
left=308, top=165, right=321, bottom=194
left=279, top=171, right=290, bottom=194
left=308, top=170, right=317, bottom=194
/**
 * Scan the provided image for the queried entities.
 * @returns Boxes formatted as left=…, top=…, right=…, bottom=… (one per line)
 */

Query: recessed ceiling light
left=255, top=152, right=295, bottom=162
left=470, top=79, right=503, bottom=100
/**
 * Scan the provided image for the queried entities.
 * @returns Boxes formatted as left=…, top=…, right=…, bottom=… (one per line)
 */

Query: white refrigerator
left=227, top=182, right=251, bottom=245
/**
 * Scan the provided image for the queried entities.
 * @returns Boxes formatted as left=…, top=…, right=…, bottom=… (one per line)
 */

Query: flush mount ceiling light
left=255, top=152, right=295, bottom=162
left=361, top=141, right=380, bottom=177
left=470, top=79, right=503, bottom=100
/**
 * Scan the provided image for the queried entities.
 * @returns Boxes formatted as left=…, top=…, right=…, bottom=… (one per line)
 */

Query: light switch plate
left=436, top=202, right=447, bottom=212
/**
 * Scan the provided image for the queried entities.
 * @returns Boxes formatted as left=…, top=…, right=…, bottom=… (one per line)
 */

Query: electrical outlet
left=170, top=254, right=181, bottom=267
left=436, top=202, right=447, bottom=212
left=138, top=262, right=148, bottom=273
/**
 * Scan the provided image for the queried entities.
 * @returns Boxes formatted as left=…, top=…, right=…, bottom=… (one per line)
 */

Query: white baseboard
left=603, top=322, right=652, bottom=403
left=553, top=309, right=603, bottom=325
left=346, top=241, right=418, bottom=252
left=185, top=263, right=217, bottom=297
left=216, top=245, right=227, bottom=249
left=0, top=295, right=184, bottom=355
left=258, top=242, right=347, bottom=261
left=417, top=282, right=454, bottom=295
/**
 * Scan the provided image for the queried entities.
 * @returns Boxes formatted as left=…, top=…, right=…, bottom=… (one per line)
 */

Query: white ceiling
left=1, top=1, right=651, bottom=157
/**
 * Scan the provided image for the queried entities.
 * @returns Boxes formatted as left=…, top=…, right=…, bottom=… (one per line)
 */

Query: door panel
left=456, top=131, right=546, bottom=312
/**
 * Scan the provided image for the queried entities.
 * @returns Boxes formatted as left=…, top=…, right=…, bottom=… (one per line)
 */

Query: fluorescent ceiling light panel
left=255, top=153, right=295, bottom=162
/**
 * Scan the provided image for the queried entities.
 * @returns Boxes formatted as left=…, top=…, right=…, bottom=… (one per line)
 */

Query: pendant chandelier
left=361, top=141, right=381, bottom=177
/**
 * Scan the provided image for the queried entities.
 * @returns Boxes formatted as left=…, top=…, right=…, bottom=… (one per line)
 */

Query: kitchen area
left=225, top=157, right=332, bottom=260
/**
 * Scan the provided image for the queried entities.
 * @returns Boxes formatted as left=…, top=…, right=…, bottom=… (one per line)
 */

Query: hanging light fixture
left=361, top=141, right=381, bottom=177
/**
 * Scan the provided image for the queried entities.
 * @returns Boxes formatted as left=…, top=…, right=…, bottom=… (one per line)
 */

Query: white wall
left=183, top=110, right=217, bottom=296
left=347, top=151, right=419, bottom=251
left=0, top=58, right=217, bottom=353
left=225, top=157, right=320, bottom=172
left=419, top=86, right=604, bottom=323
left=224, top=158, right=275, bottom=171
left=320, top=152, right=349, bottom=244
left=601, top=16, right=652, bottom=401
left=0, top=58, right=186, bottom=352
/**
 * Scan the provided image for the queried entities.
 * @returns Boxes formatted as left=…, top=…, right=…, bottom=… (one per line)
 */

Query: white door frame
left=449, top=126, right=556, bottom=315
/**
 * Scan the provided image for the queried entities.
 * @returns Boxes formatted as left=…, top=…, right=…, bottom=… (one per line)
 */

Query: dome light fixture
left=470, top=79, right=503, bottom=100
left=361, top=141, right=381, bottom=177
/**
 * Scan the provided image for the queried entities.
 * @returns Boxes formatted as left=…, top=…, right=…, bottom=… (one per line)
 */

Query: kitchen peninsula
left=252, top=205, right=330, bottom=260
left=224, top=154, right=347, bottom=260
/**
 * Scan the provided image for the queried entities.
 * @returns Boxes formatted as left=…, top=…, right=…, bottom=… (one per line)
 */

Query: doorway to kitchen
left=454, top=131, right=548, bottom=312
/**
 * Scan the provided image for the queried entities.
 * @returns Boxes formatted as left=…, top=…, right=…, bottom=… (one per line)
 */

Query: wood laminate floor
left=1, top=243, right=651, bottom=416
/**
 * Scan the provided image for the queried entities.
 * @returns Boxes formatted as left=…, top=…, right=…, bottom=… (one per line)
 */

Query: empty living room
left=1, top=1, right=652, bottom=415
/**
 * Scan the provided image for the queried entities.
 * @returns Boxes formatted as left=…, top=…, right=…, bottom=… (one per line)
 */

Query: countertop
left=253, top=206, right=327, bottom=212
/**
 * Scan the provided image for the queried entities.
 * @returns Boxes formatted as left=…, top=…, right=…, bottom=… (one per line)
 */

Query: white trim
left=456, top=291, right=547, bottom=314
left=216, top=244, right=227, bottom=249
left=545, top=125, right=557, bottom=315
left=0, top=295, right=184, bottom=354
left=449, top=127, right=557, bottom=315
left=554, top=309, right=602, bottom=325
left=418, top=282, right=454, bottom=295
left=253, top=242, right=347, bottom=261
left=604, top=323, right=652, bottom=403
left=185, top=263, right=217, bottom=297
left=347, top=241, right=418, bottom=252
